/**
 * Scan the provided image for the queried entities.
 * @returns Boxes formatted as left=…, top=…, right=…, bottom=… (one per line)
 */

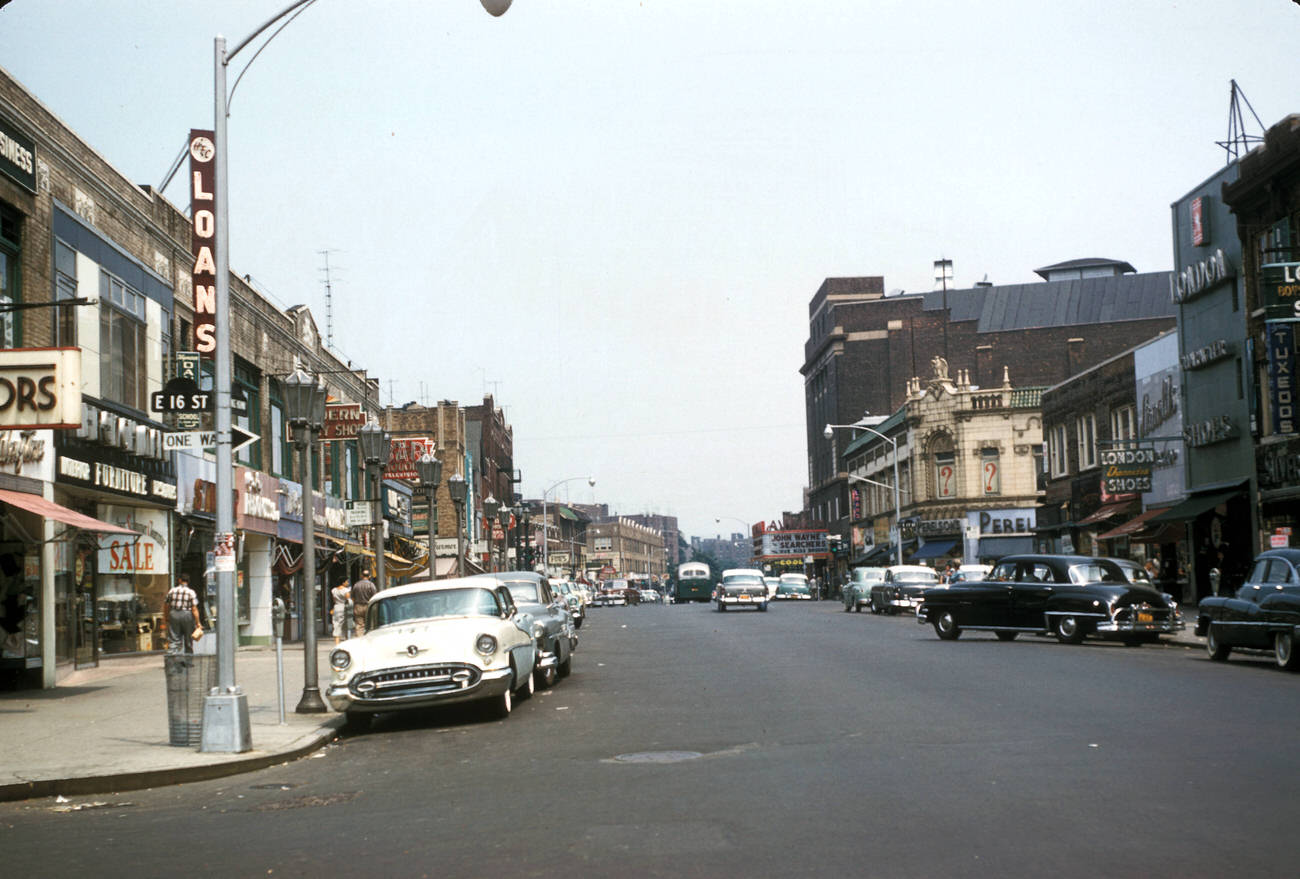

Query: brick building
left=803, top=260, right=1177, bottom=556
left=621, top=513, right=680, bottom=568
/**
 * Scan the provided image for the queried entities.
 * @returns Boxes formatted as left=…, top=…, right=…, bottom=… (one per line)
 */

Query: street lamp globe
left=357, top=420, right=391, bottom=467
left=483, top=495, right=500, bottom=520
left=416, top=453, right=442, bottom=491
left=822, top=424, right=834, bottom=440
left=283, top=366, right=327, bottom=427
left=447, top=472, right=468, bottom=504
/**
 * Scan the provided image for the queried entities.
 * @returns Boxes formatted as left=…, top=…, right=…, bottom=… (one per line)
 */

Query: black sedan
left=1195, top=548, right=1300, bottom=670
left=916, top=554, right=1184, bottom=644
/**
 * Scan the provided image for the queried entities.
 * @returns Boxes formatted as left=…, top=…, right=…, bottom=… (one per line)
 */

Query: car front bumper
left=327, top=663, right=512, bottom=714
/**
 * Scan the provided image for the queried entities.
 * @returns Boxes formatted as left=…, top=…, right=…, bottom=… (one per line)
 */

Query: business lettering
left=978, top=511, right=1035, bottom=534
left=322, top=403, right=365, bottom=441
left=93, top=462, right=148, bottom=496
left=59, top=456, right=91, bottom=481
left=0, top=114, right=36, bottom=192
left=1170, top=248, right=1231, bottom=303
left=0, top=431, right=46, bottom=474
left=1184, top=415, right=1237, bottom=448
left=1179, top=339, right=1231, bottom=371
left=1140, top=374, right=1178, bottom=436
left=1258, top=440, right=1300, bottom=491
left=0, top=373, right=57, bottom=413
left=1267, top=323, right=1296, bottom=436
left=189, top=130, right=218, bottom=357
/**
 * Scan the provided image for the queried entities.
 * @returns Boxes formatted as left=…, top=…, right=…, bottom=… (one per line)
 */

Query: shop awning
left=853, top=544, right=893, bottom=566
left=1076, top=501, right=1135, bottom=527
left=1096, top=507, right=1173, bottom=541
left=978, top=536, right=1033, bottom=559
left=1149, top=489, right=1240, bottom=524
left=912, top=539, right=957, bottom=560
left=0, top=488, right=138, bottom=534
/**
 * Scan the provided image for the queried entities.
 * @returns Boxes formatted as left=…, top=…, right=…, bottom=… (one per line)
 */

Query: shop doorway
left=72, top=540, right=97, bottom=669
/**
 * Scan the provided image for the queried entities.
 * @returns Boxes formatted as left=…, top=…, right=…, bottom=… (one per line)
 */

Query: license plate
left=1137, top=612, right=1153, bottom=623
left=739, top=594, right=750, bottom=600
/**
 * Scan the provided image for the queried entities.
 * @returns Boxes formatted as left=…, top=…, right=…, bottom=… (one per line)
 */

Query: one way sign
left=163, top=426, right=259, bottom=454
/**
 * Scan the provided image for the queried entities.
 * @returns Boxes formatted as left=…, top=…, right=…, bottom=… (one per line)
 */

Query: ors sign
left=0, top=349, right=82, bottom=430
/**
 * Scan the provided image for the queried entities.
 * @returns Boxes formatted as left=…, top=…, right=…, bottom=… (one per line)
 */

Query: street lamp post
left=358, top=420, right=391, bottom=591
left=205, top=0, right=511, bottom=749
left=448, top=473, right=468, bottom=577
left=825, top=417, right=904, bottom=567
left=283, top=367, right=328, bottom=714
left=496, top=506, right=510, bottom=572
left=483, top=495, right=500, bottom=572
left=541, top=476, right=595, bottom=576
left=416, top=453, right=442, bottom=579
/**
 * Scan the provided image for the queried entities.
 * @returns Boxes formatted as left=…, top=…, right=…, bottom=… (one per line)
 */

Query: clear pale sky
left=1, top=0, right=1294, bottom=540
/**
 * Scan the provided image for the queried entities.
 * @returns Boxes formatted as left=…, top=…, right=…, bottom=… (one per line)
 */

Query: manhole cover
left=612, top=751, right=703, bottom=764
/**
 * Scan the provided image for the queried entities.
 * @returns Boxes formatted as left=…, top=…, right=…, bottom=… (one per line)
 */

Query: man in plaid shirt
left=164, top=574, right=201, bottom=654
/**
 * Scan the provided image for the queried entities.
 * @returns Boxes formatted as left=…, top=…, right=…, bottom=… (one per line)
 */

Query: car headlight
left=330, top=648, right=351, bottom=671
left=532, top=622, right=545, bottom=639
left=475, top=634, right=498, bottom=656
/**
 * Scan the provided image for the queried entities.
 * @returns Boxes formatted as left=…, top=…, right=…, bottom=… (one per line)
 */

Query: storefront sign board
left=96, top=505, right=170, bottom=575
left=0, top=348, right=81, bottom=430
left=1266, top=322, right=1296, bottom=435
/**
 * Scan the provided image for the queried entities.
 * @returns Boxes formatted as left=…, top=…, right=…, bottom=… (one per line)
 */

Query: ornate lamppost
left=448, top=473, right=468, bottom=578
left=496, top=505, right=510, bottom=573
left=483, top=495, right=500, bottom=572
left=283, top=367, right=328, bottom=713
left=416, top=453, right=442, bottom=579
left=357, top=420, right=392, bottom=590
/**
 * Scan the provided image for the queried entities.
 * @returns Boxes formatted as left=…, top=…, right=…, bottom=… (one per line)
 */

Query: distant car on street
left=715, top=568, right=769, bottom=612
left=843, top=567, right=886, bottom=612
left=869, top=565, right=940, bottom=614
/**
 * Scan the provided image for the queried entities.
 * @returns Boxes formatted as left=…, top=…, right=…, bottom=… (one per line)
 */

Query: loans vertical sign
left=188, top=129, right=217, bottom=357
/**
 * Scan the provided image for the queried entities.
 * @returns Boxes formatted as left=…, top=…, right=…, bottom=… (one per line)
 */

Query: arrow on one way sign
left=164, top=427, right=259, bottom=454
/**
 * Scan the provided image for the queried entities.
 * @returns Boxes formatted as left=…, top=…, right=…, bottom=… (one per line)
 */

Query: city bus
left=675, top=562, right=713, bottom=603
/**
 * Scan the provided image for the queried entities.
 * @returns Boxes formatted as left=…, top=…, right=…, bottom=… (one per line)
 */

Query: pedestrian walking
left=162, top=573, right=201, bottom=655
left=330, top=580, right=351, bottom=645
left=351, top=568, right=377, bottom=636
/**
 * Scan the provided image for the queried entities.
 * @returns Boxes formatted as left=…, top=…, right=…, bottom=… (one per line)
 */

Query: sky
left=0, top=0, right=1295, bottom=541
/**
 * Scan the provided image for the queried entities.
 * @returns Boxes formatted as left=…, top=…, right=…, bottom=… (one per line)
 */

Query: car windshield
left=894, top=571, right=938, bottom=583
left=724, top=575, right=764, bottom=587
left=503, top=581, right=542, bottom=603
left=371, top=588, right=500, bottom=628
left=854, top=571, right=884, bottom=582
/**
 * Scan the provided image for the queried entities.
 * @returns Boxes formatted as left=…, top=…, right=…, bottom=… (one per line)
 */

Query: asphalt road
left=4, top=600, right=1299, bottom=878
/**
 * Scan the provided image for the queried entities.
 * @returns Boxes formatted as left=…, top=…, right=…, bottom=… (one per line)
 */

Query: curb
left=0, top=719, right=345, bottom=804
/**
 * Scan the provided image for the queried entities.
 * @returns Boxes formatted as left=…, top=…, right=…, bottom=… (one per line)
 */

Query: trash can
left=165, top=654, right=217, bottom=746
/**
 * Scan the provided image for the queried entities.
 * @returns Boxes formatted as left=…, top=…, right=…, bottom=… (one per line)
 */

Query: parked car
left=551, top=579, right=586, bottom=629
left=1196, top=548, right=1300, bottom=670
left=917, top=554, right=1184, bottom=644
left=945, top=564, right=991, bottom=585
left=1103, top=558, right=1155, bottom=586
left=326, top=577, right=538, bottom=728
left=869, top=565, right=940, bottom=614
left=639, top=588, right=661, bottom=603
left=843, top=567, right=886, bottom=612
left=715, top=568, right=769, bottom=612
left=473, top=572, right=576, bottom=687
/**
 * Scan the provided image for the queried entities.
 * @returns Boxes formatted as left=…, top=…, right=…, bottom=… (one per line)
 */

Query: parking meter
left=271, top=597, right=287, bottom=724
left=271, top=597, right=287, bottom=630
left=1209, top=567, right=1222, bottom=595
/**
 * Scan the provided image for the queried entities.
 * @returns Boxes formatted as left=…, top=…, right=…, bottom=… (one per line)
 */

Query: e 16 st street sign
left=1101, top=446, right=1154, bottom=494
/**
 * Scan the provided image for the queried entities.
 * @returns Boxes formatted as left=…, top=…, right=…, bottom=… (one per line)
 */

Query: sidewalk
left=0, top=642, right=344, bottom=803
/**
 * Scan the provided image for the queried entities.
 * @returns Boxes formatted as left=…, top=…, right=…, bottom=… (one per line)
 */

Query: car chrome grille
left=350, top=663, right=481, bottom=700
left=1112, top=603, right=1173, bottom=627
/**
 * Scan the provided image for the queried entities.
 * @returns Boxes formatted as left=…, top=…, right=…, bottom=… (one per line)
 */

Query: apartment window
left=99, top=270, right=147, bottom=410
left=269, top=395, right=287, bottom=476
left=344, top=441, right=358, bottom=500
left=934, top=451, right=957, bottom=499
left=1110, top=405, right=1136, bottom=442
left=1048, top=424, right=1069, bottom=477
left=594, top=536, right=612, bottom=552
left=54, top=239, right=78, bottom=346
left=1076, top=413, right=1097, bottom=470
left=0, top=206, right=18, bottom=347
left=981, top=448, right=1000, bottom=495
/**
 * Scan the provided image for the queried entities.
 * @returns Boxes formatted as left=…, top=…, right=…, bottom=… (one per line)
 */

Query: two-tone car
left=1196, top=548, right=1300, bottom=670
left=917, top=554, right=1184, bottom=644
left=326, top=577, right=539, bottom=729
left=715, top=568, right=770, bottom=612
left=868, top=565, right=940, bottom=614
left=474, top=572, right=576, bottom=688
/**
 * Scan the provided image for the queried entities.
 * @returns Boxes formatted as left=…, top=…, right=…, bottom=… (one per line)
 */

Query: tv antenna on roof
left=1216, top=80, right=1265, bottom=164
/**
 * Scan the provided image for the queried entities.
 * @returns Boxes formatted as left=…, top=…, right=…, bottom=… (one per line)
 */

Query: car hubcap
left=1278, top=633, right=1292, bottom=666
